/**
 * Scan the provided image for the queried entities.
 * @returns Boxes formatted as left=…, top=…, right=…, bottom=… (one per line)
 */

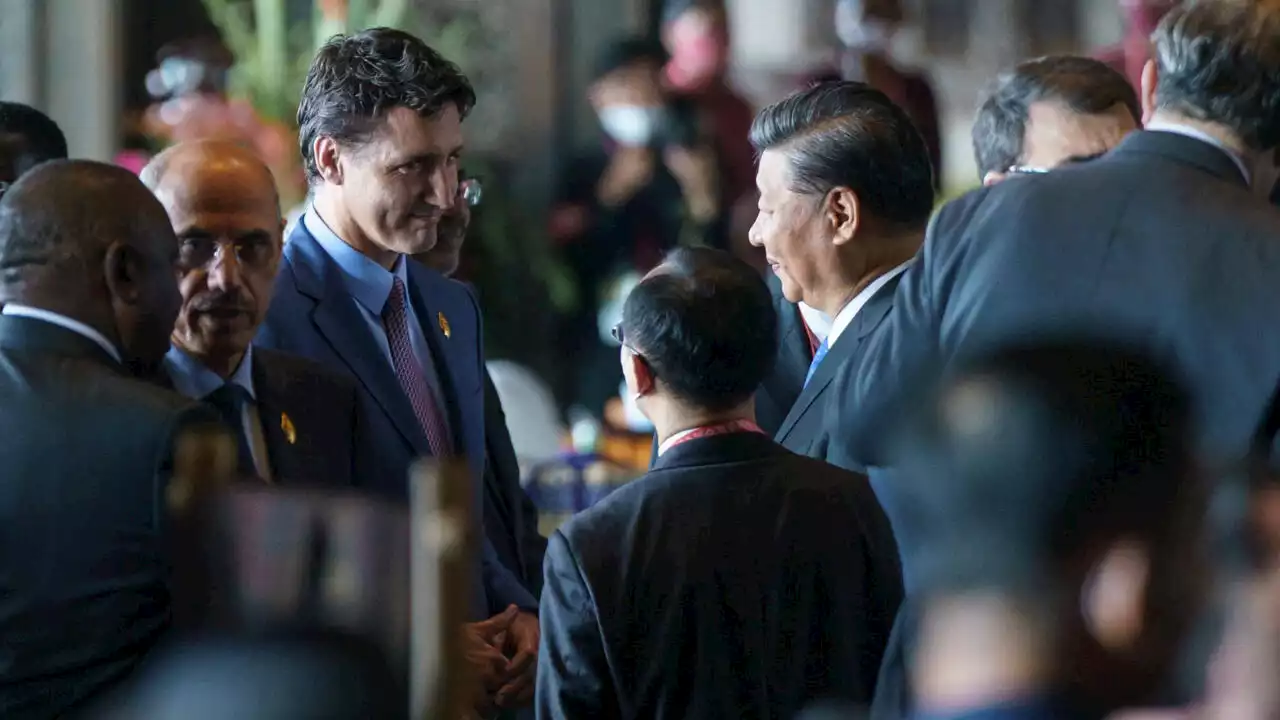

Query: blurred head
left=748, top=81, right=934, bottom=311
left=974, top=55, right=1140, bottom=185
left=0, top=102, right=68, bottom=193
left=619, top=247, right=776, bottom=423
left=897, top=338, right=1205, bottom=712
left=414, top=174, right=479, bottom=276
left=589, top=37, right=670, bottom=148
left=1143, top=0, right=1280, bottom=188
left=0, top=160, right=181, bottom=375
left=299, top=28, right=475, bottom=266
left=834, top=0, right=903, bottom=52
left=662, top=3, right=730, bottom=92
left=141, top=140, right=282, bottom=375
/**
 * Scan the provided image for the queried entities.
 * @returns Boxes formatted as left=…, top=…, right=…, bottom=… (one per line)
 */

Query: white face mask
left=598, top=105, right=664, bottom=147
left=834, top=0, right=894, bottom=52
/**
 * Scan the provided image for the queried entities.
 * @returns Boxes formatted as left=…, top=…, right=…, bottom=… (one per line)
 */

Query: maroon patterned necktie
left=382, top=276, right=452, bottom=457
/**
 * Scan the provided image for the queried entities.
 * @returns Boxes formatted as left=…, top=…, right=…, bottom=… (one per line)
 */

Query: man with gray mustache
left=142, top=138, right=374, bottom=488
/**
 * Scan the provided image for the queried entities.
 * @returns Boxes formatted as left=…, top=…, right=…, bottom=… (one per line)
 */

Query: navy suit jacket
left=257, top=222, right=536, bottom=615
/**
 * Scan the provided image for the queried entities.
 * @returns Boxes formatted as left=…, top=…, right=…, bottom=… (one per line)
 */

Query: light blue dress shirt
left=165, top=344, right=271, bottom=479
left=302, top=210, right=453, bottom=441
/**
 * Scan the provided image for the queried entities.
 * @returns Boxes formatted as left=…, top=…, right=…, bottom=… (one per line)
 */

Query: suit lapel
left=404, top=264, right=465, bottom=454
left=772, top=275, right=901, bottom=444
left=251, top=353, right=303, bottom=483
left=285, top=227, right=430, bottom=455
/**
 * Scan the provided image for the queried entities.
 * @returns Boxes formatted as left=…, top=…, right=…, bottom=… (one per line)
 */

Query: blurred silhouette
left=885, top=337, right=1206, bottom=720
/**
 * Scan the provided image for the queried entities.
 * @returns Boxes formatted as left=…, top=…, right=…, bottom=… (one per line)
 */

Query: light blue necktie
left=804, top=338, right=829, bottom=388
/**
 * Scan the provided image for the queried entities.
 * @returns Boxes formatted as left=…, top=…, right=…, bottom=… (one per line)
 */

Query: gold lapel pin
left=437, top=311, right=451, bottom=338
left=281, top=412, right=297, bottom=445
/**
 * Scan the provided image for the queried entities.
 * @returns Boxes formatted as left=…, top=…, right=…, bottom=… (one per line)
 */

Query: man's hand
left=462, top=605, right=519, bottom=715
left=597, top=147, right=654, bottom=208
left=495, top=610, right=540, bottom=709
left=664, top=145, right=720, bottom=222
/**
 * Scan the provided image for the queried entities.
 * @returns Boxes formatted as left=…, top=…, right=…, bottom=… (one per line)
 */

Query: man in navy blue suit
left=255, top=28, right=538, bottom=716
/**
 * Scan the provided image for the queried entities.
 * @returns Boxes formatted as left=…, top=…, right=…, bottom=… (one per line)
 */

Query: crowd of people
left=2, top=0, right=1280, bottom=718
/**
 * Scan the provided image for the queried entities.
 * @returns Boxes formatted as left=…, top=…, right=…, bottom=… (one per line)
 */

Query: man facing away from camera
left=537, top=247, right=902, bottom=719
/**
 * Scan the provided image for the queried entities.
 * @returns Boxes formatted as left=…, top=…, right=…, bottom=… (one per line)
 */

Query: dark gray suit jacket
left=0, top=315, right=218, bottom=718
left=830, top=130, right=1280, bottom=720
left=537, top=432, right=902, bottom=720
left=832, top=130, right=1280, bottom=472
left=776, top=273, right=901, bottom=464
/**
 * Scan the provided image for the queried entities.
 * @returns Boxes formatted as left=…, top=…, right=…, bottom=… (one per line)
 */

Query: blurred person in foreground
left=537, top=247, right=902, bottom=718
left=897, top=339, right=1206, bottom=720
left=551, top=36, right=724, bottom=415
left=973, top=55, right=1140, bottom=186
left=0, top=102, right=67, bottom=197
left=0, top=161, right=220, bottom=717
left=748, top=80, right=934, bottom=464
left=141, top=139, right=374, bottom=488
left=256, top=28, right=538, bottom=715
left=414, top=175, right=548, bottom=596
left=832, top=0, right=1280, bottom=479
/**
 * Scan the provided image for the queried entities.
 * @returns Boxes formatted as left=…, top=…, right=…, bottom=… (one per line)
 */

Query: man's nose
left=747, top=217, right=764, bottom=247
left=206, top=247, right=244, bottom=290
left=430, top=167, right=459, bottom=211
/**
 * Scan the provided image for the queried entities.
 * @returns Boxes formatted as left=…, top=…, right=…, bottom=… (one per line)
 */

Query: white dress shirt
left=1, top=304, right=122, bottom=363
left=798, top=303, right=832, bottom=342
left=825, top=260, right=913, bottom=350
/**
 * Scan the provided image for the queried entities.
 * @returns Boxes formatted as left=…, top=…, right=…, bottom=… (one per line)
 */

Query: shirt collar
left=165, top=343, right=256, bottom=401
left=797, top=302, right=832, bottom=342
left=0, top=304, right=122, bottom=364
left=1145, top=120, right=1252, bottom=184
left=827, top=259, right=912, bottom=347
left=303, top=208, right=409, bottom=316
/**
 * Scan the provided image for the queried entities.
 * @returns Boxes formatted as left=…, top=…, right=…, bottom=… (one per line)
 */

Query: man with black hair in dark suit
left=747, top=79, right=935, bottom=464
left=0, top=160, right=220, bottom=718
left=537, top=247, right=902, bottom=719
left=414, top=173, right=547, bottom=596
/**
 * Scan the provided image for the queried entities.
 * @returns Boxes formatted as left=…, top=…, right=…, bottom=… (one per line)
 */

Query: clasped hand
left=463, top=604, right=539, bottom=714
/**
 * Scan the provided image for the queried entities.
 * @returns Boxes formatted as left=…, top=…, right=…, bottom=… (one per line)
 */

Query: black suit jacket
left=0, top=315, right=218, bottom=718
left=481, top=368, right=547, bottom=594
left=832, top=130, right=1280, bottom=472
left=537, top=432, right=903, bottom=720
left=775, top=273, right=901, bottom=464
left=758, top=271, right=814, bottom=437
left=249, top=346, right=372, bottom=490
left=833, top=131, right=1280, bottom=720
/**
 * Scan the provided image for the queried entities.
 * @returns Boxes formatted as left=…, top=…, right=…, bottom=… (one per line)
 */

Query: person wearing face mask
left=813, top=0, right=941, bottom=186
left=660, top=1, right=757, bottom=249
left=551, top=36, right=725, bottom=416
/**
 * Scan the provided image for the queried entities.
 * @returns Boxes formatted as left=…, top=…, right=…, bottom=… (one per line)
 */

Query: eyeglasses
left=460, top=177, right=482, bottom=207
left=610, top=323, right=626, bottom=346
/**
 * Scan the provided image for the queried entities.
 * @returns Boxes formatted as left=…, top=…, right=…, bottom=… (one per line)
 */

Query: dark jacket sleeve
left=483, top=368, right=548, bottom=594
left=535, top=530, right=616, bottom=719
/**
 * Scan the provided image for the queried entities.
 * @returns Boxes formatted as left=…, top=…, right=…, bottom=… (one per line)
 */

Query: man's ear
left=313, top=136, right=345, bottom=185
left=982, top=171, right=1007, bottom=187
left=1140, top=59, right=1159, bottom=126
left=825, top=187, right=861, bottom=247
left=631, top=352, right=657, bottom=397
left=102, top=241, right=143, bottom=306
left=1081, top=539, right=1151, bottom=652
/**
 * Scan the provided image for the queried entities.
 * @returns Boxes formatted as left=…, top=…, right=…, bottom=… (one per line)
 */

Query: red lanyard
left=664, top=419, right=766, bottom=451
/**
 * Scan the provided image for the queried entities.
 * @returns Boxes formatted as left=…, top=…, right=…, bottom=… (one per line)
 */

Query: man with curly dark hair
left=255, top=28, right=540, bottom=716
